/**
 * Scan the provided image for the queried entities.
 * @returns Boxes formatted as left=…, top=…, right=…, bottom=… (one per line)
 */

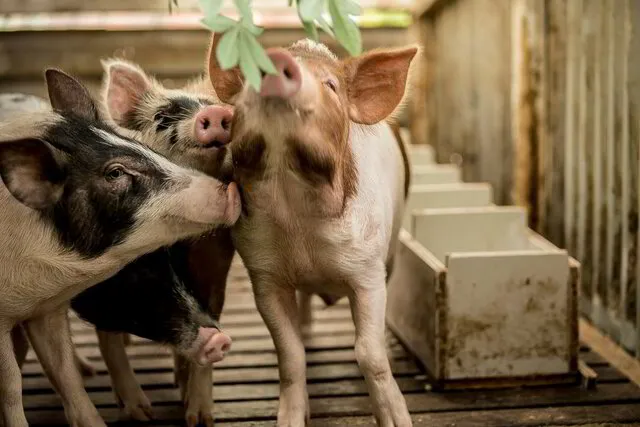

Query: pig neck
left=0, top=190, right=148, bottom=320
left=234, top=122, right=404, bottom=290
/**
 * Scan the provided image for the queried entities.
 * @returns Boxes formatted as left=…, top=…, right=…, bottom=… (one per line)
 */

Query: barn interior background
left=2, top=0, right=640, bottom=424
left=408, top=0, right=640, bottom=358
left=1, top=0, right=638, bottom=360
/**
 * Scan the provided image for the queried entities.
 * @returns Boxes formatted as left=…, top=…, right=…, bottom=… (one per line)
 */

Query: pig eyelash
left=323, top=79, right=338, bottom=93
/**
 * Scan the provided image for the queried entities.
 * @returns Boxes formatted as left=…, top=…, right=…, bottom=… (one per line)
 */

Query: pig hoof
left=117, top=393, right=154, bottom=421
left=186, top=413, right=214, bottom=427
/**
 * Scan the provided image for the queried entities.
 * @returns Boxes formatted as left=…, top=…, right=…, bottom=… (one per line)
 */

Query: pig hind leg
left=350, top=270, right=411, bottom=427
left=25, top=308, right=106, bottom=427
left=0, top=326, right=29, bottom=427
left=97, top=331, right=153, bottom=421
left=11, top=325, right=29, bottom=370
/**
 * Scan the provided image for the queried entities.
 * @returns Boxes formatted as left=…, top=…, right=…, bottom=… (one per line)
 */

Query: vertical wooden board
left=578, top=0, right=595, bottom=316
left=544, top=0, right=568, bottom=248
left=476, top=0, right=512, bottom=206
left=622, top=0, right=638, bottom=330
left=627, top=0, right=640, bottom=355
left=594, top=0, right=610, bottom=323
left=610, top=2, right=625, bottom=336
left=604, top=0, right=618, bottom=326
left=449, top=0, right=476, bottom=182
left=444, top=251, right=571, bottom=379
left=386, top=231, right=442, bottom=378
left=433, top=3, right=456, bottom=165
left=409, top=18, right=437, bottom=148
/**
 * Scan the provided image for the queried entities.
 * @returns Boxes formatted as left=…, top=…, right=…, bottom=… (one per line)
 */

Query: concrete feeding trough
left=388, top=205, right=580, bottom=389
left=403, top=183, right=494, bottom=231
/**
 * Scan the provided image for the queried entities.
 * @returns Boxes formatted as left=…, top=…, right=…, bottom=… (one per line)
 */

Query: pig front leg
left=0, top=326, right=28, bottom=427
left=254, top=280, right=309, bottom=426
left=297, top=291, right=313, bottom=336
left=97, top=330, right=153, bottom=421
left=11, top=325, right=29, bottom=370
left=25, top=308, right=106, bottom=427
left=183, top=361, right=214, bottom=427
left=350, top=278, right=411, bottom=427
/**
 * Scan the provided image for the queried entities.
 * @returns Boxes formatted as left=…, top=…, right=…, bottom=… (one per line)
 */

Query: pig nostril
left=221, top=342, right=231, bottom=352
left=221, top=118, right=230, bottom=131
left=283, top=68, right=293, bottom=80
left=201, top=118, right=210, bottom=130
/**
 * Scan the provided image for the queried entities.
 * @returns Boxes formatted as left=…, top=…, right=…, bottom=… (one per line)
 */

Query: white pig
left=209, top=37, right=417, bottom=426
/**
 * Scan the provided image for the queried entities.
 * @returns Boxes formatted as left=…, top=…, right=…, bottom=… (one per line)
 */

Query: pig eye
left=324, top=79, right=338, bottom=93
left=105, top=165, right=126, bottom=181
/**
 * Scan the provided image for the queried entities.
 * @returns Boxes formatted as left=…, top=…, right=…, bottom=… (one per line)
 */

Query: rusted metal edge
left=580, top=318, right=640, bottom=388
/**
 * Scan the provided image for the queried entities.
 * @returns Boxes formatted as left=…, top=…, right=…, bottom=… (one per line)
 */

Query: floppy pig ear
left=45, top=69, right=100, bottom=121
left=344, top=46, right=418, bottom=125
left=207, top=33, right=244, bottom=103
left=0, top=139, right=65, bottom=210
left=101, top=59, right=152, bottom=128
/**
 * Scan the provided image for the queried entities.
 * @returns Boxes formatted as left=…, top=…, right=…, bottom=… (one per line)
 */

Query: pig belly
left=71, top=247, right=216, bottom=348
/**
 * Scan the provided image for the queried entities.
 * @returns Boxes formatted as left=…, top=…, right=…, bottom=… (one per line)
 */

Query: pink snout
left=192, top=327, right=232, bottom=366
left=194, top=105, right=233, bottom=147
left=260, top=49, right=302, bottom=99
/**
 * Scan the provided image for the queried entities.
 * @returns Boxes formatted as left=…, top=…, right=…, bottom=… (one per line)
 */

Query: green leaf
left=239, top=38, right=262, bottom=91
left=217, top=27, right=241, bottom=69
left=316, top=15, right=334, bottom=37
left=342, top=0, right=361, bottom=16
left=302, top=20, right=319, bottom=41
left=198, top=0, right=224, bottom=17
left=241, top=19, right=264, bottom=36
left=201, top=14, right=237, bottom=32
left=328, top=0, right=361, bottom=56
left=243, top=30, right=277, bottom=75
left=234, top=0, right=253, bottom=22
left=298, top=0, right=325, bottom=22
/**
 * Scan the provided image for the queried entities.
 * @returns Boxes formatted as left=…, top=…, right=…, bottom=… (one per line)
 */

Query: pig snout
left=194, top=105, right=232, bottom=147
left=260, top=49, right=302, bottom=99
left=192, top=327, right=232, bottom=365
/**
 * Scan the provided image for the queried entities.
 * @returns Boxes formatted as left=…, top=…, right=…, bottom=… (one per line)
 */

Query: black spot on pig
left=40, top=115, right=177, bottom=258
left=154, top=97, right=201, bottom=131
left=71, top=247, right=218, bottom=348
left=286, top=136, right=335, bottom=187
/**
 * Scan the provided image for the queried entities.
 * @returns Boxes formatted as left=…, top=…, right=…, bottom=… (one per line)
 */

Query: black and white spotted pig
left=0, top=69, right=240, bottom=427
left=66, top=58, right=238, bottom=426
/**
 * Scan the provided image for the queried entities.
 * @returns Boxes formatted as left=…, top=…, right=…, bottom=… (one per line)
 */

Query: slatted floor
left=21, top=257, right=640, bottom=426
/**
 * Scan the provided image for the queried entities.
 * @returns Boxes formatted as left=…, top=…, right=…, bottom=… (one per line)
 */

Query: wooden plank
left=475, top=0, right=511, bottom=205
left=542, top=0, right=567, bottom=248
left=629, top=0, right=640, bottom=357
left=21, top=360, right=420, bottom=392
left=579, top=318, right=640, bottom=387
left=24, top=383, right=640, bottom=425
left=306, top=404, right=640, bottom=427
left=22, top=377, right=427, bottom=410
left=408, top=17, right=436, bottom=147
left=21, top=347, right=410, bottom=376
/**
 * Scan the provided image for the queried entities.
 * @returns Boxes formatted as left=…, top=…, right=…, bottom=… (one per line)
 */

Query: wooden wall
left=410, top=0, right=640, bottom=355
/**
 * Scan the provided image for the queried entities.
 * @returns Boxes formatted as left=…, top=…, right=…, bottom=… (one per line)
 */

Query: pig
left=209, top=37, right=417, bottom=426
left=66, top=58, right=238, bottom=426
left=0, top=68, right=240, bottom=427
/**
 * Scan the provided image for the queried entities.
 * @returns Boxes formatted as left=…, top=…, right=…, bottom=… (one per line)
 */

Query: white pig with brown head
left=209, top=37, right=417, bottom=426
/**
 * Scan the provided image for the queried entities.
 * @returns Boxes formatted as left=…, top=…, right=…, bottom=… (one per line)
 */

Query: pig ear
left=207, top=33, right=244, bottom=103
left=344, top=46, right=418, bottom=125
left=101, top=59, right=152, bottom=127
left=0, top=139, right=65, bottom=210
left=45, top=69, right=100, bottom=121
